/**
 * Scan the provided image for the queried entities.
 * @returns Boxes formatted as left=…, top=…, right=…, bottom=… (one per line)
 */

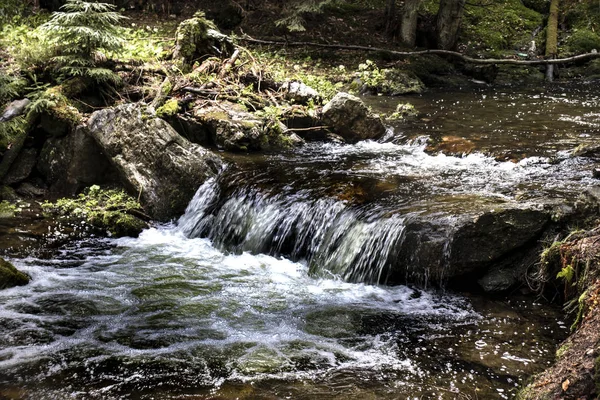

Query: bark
left=400, top=0, right=422, bottom=47
left=384, top=0, right=396, bottom=37
left=545, top=0, right=560, bottom=81
left=436, top=0, right=466, bottom=50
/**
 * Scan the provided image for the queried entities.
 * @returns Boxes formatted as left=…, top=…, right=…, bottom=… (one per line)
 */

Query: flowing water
left=1, top=85, right=598, bottom=399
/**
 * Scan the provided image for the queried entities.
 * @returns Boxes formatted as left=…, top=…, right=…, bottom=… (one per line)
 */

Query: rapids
left=1, top=85, right=598, bottom=399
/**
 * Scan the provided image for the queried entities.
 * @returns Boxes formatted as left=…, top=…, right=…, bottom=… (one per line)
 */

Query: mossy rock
left=493, top=65, right=545, bottom=85
left=566, top=29, right=600, bottom=54
left=0, top=258, right=30, bottom=290
left=42, top=185, right=149, bottom=238
left=156, top=99, right=180, bottom=118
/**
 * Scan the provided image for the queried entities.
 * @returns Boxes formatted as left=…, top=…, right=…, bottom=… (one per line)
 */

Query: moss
left=0, top=257, right=29, bottom=290
left=0, top=200, right=18, bottom=218
left=566, top=29, right=600, bottom=54
left=156, top=99, right=179, bottom=118
left=386, top=103, right=418, bottom=121
left=556, top=342, right=571, bottom=359
left=461, top=0, right=543, bottom=56
left=42, top=185, right=148, bottom=237
left=173, top=11, right=218, bottom=68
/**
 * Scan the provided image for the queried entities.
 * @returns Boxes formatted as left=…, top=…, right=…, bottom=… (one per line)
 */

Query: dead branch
left=240, top=36, right=600, bottom=66
left=219, top=48, right=241, bottom=78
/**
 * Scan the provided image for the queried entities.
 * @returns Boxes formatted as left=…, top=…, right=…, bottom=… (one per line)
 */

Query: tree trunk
left=545, top=0, right=560, bottom=81
left=436, top=0, right=466, bottom=50
left=384, top=0, right=396, bottom=37
left=400, top=0, right=421, bottom=46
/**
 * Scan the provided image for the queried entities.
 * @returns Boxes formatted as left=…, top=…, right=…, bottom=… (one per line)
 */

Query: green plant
left=40, top=0, right=126, bottom=84
left=275, top=0, right=338, bottom=32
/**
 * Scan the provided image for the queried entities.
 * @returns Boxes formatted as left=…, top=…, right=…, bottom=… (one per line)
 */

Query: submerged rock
left=86, top=103, right=223, bottom=221
left=0, top=257, right=29, bottom=290
left=321, top=92, right=387, bottom=143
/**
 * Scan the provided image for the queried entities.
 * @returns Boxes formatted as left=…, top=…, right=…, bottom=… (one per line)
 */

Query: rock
left=16, top=182, right=45, bottom=198
left=86, top=103, right=223, bottom=221
left=321, top=92, right=387, bottom=143
left=572, top=143, right=600, bottom=158
left=194, top=103, right=305, bottom=151
left=449, top=208, right=550, bottom=277
left=2, top=148, right=37, bottom=185
left=386, top=102, right=418, bottom=121
left=172, top=11, right=233, bottom=69
left=283, top=81, right=320, bottom=104
left=280, top=105, right=332, bottom=142
left=0, top=257, right=30, bottom=290
left=353, top=68, right=424, bottom=96
left=38, top=127, right=117, bottom=196
left=0, top=186, right=18, bottom=202
left=0, top=98, right=30, bottom=122
left=425, top=135, right=476, bottom=156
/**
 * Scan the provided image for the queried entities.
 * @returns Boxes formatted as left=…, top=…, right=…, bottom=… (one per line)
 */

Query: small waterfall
left=177, top=178, right=414, bottom=285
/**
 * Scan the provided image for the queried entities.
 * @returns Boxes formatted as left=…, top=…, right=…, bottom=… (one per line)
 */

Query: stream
left=1, top=84, right=599, bottom=399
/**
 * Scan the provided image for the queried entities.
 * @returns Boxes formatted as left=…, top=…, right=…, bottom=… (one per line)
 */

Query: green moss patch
left=0, top=257, right=29, bottom=290
left=42, top=185, right=149, bottom=238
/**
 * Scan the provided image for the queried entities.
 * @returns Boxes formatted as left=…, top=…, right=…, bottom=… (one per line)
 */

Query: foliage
left=42, top=185, right=148, bottom=237
left=557, top=264, right=575, bottom=282
left=0, top=200, right=19, bottom=218
left=565, top=29, right=600, bottom=54
left=119, top=23, right=176, bottom=62
left=40, top=0, right=126, bottom=84
left=0, top=72, right=26, bottom=104
left=28, top=86, right=82, bottom=127
left=0, top=18, right=52, bottom=71
left=460, top=0, right=543, bottom=56
left=275, top=0, right=339, bottom=32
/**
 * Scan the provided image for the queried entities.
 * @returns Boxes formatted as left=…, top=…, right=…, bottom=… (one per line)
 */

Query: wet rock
left=194, top=103, right=304, bottom=151
left=16, top=182, right=45, bottom=198
left=0, top=257, right=29, bottom=290
left=425, top=135, right=475, bottom=156
left=280, top=105, right=332, bottom=142
left=493, top=65, right=545, bottom=85
left=2, top=148, right=37, bottom=185
left=0, top=186, right=18, bottom=202
left=321, top=92, right=387, bottom=143
left=572, top=143, right=600, bottom=158
left=449, top=208, right=550, bottom=277
left=172, top=12, right=233, bottom=69
left=0, top=99, right=30, bottom=122
left=86, top=103, right=223, bottom=221
left=38, top=127, right=116, bottom=196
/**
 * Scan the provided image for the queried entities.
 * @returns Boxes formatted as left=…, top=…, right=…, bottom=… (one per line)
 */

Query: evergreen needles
left=40, top=0, right=126, bottom=84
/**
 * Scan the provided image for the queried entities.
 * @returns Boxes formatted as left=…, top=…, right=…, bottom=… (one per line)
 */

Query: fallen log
left=240, top=36, right=600, bottom=66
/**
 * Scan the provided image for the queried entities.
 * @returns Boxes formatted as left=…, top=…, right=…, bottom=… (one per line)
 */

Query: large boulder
left=86, top=103, right=223, bottom=221
left=2, top=148, right=37, bottom=185
left=449, top=208, right=550, bottom=276
left=0, top=257, right=29, bottom=290
left=38, top=127, right=116, bottom=195
left=321, top=92, right=387, bottom=143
